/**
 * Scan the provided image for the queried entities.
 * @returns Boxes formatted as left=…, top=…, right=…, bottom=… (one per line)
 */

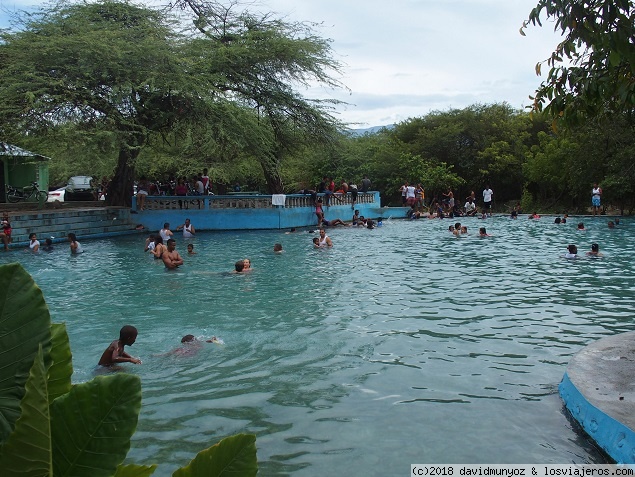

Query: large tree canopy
left=0, top=0, right=345, bottom=204
left=524, top=0, right=635, bottom=125
left=0, top=1, right=202, bottom=204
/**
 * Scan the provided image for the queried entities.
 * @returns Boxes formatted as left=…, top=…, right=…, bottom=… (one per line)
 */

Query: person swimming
left=564, top=244, right=578, bottom=259
left=586, top=243, right=603, bottom=257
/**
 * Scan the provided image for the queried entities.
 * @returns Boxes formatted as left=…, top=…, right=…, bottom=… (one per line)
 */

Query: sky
left=0, top=0, right=564, bottom=128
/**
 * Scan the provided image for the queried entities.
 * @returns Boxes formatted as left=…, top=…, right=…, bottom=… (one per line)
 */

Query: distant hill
left=349, top=124, right=395, bottom=136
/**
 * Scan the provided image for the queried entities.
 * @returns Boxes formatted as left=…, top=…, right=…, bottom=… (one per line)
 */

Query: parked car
left=47, top=176, right=104, bottom=202
left=65, top=176, right=96, bottom=201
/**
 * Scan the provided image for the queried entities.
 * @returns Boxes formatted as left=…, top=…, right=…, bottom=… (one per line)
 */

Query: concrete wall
left=3, top=192, right=408, bottom=248
left=131, top=192, right=404, bottom=231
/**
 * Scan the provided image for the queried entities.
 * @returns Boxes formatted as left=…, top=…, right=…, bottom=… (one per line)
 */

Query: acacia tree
left=0, top=1, right=204, bottom=205
left=173, top=0, right=346, bottom=193
left=523, top=0, right=635, bottom=125
left=0, top=0, right=345, bottom=205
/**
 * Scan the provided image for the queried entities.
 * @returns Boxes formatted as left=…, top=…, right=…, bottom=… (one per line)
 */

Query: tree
left=0, top=1, right=198, bottom=206
left=0, top=0, right=345, bottom=204
left=523, top=0, right=635, bottom=126
left=174, top=0, right=346, bottom=193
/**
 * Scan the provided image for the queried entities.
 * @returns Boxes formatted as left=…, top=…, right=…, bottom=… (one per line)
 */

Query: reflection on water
left=3, top=217, right=630, bottom=475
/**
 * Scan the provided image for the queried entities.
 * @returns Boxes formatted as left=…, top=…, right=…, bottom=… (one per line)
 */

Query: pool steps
left=5, top=207, right=139, bottom=246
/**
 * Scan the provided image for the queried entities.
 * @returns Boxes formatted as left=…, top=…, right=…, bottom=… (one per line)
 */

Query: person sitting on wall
left=464, top=198, right=477, bottom=216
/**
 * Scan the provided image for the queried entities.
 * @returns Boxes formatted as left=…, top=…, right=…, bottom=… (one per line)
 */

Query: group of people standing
left=144, top=220, right=196, bottom=269
left=405, top=185, right=494, bottom=219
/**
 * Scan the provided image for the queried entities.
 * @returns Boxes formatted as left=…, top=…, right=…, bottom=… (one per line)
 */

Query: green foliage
left=173, top=434, right=258, bottom=477
left=524, top=0, right=635, bottom=126
left=0, top=263, right=258, bottom=477
left=113, top=464, right=157, bottom=477
left=48, top=324, right=73, bottom=403
left=0, top=346, right=52, bottom=477
left=0, top=263, right=52, bottom=443
left=51, top=374, right=142, bottom=477
left=0, top=0, right=346, bottom=200
left=330, top=104, right=547, bottom=206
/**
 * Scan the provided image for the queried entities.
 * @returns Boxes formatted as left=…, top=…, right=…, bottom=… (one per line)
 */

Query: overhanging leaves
left=0, top=263, right=52, bottom=445
left=48, top=323, right=73, bottom=403
left=51, top=374, right=142, bottom=477
left=172, top=433, right=257, bottom=477
left=114, top=463, right=158, bottom=477
left=0, top=346, right=52, bottom=477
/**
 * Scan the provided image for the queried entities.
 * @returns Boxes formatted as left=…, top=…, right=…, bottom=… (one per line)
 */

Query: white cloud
left=263, top=0, right=563, bottom=126
left=0, top=0, right=563, bottom=127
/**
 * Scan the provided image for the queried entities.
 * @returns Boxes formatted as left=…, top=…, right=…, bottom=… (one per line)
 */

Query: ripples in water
left=2, top=217, right=629, bottom=475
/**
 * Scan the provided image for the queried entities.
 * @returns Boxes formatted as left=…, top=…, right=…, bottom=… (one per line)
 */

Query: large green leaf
left=48, top=323, right=73, bottom=403
left=114, top=463, right=158, bottom=477
left=0, top=346, right=52, bottom=477
left=51, top=374, right=142, bottom=477
left=172, top=433, right=258, bottom=477
left=0, top=263, right=52, bottom=444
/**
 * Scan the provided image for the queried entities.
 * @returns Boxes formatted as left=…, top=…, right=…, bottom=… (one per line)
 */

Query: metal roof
left=0, top=143, right=50, bottom=161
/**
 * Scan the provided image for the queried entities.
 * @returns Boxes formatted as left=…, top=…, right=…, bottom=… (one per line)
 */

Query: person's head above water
left=181, top=334, right=196, bottom=343
left=235, top=260, right=245, bottom=272
left=120, top=325, right=138, bottom=345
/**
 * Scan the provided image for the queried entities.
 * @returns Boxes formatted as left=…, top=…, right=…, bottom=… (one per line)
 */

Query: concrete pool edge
left=559, top=332, right=635, bottom=464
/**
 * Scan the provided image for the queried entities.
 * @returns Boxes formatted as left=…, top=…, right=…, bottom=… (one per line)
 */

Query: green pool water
left=3, top=216, right=630, bottom=475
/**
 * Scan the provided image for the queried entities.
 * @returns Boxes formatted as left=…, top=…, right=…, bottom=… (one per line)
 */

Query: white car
left=47, top=187, right=66, bottom=202
left=47, top=176, right=105, bottom=202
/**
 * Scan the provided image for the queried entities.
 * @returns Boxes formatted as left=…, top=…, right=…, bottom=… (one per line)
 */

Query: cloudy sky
left=0, top=0, right=563, bottom=127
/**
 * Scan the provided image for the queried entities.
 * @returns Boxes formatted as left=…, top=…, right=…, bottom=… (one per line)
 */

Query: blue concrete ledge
left=559, top=332, right=635, bottom=463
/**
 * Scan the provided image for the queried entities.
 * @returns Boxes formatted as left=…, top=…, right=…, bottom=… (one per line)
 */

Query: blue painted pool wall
left=559, top=372, right=635, bottom=463
left=133, top=192, right=408, bottom=231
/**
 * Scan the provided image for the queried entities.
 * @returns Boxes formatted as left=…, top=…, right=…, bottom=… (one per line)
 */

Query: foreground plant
left=0, top=263, right=257, bottom=476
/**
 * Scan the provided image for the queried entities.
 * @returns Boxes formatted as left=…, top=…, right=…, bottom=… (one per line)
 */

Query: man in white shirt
left=464, top=198, right=477, bottom=216
left=482, top=185, right=493, bottom=217
left=405, top=183, right=416, bottom=206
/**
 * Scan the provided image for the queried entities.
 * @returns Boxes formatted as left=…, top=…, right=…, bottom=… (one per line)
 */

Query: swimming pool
left=3, top=216, right=630, bottom=475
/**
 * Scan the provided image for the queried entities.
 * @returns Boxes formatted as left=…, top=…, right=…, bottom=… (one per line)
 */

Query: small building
left=0, top=143, right=50, bottom=203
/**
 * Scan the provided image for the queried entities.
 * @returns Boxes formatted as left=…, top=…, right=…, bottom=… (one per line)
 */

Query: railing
left=137, top=192, right=378, bottom=211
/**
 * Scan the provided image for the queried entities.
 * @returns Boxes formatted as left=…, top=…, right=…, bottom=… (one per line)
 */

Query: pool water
left=3, top=216, right=632, bottom=476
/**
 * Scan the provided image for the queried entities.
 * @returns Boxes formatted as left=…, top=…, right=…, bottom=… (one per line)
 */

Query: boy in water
left=98, top=325, right=141, bottom=366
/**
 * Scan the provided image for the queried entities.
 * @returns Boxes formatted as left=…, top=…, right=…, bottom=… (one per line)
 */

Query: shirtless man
left=162, top=239, right=184, bottom=269
left=98, top=325, right=141, bottom=366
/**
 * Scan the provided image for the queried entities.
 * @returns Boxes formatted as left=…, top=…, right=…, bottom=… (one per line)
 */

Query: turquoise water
left=3, top=216, right=632, bottom=475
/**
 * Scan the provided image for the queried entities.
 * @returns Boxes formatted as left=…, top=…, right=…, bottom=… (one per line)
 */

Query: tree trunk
left=106, top=140, right=143, bottom=207
left=259, top=153, right=284, bottom=194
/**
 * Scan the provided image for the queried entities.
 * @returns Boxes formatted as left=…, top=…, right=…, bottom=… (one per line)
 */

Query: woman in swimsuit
left=29, top=233, right=40, bottom=252
left=151, top=236, right=166, bottom=259
left=315, top=199, right=324, bottom=227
